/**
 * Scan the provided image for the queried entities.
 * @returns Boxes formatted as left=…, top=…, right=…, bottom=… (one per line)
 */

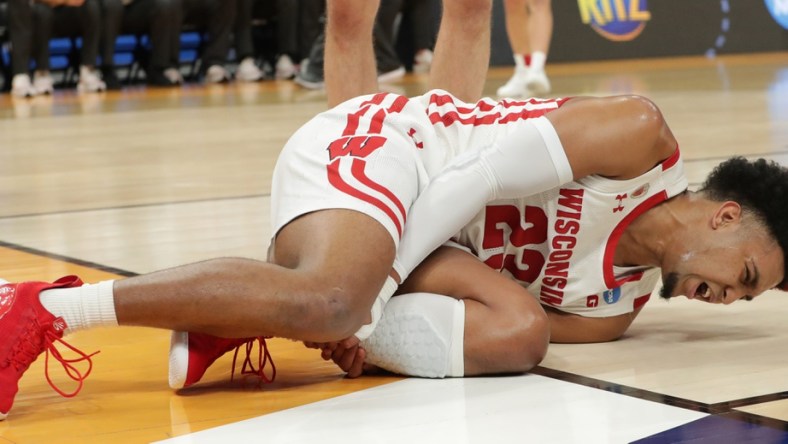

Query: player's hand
left=303, top=336, right=367, bottom=378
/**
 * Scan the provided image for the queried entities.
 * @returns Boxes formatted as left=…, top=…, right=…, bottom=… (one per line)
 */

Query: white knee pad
left=361, top=292, right=465, bottom=378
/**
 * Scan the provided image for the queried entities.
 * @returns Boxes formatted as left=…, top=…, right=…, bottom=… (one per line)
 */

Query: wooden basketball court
left=1, top=52, right=788, bottom=443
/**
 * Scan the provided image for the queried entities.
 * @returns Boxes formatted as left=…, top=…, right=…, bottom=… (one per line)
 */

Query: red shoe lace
left=9, top=319, right=99, bottom=398
left=230, top=337, right=276, bottom=384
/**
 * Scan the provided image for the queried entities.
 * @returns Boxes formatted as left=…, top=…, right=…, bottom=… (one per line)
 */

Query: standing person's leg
left=497, top=0, right=529, bottom=98
left=294, top=25, right=326, bottom=90
left=324, top=0, right=380, bottom=107
left=427, top=0, right=492, bottom=103
left=7, top=0, right=37, bottom=96
left=187, top=0, right=235, bottom=83
left=497, top=0, right=551, bottom=98
left=63, top=0, right=108, bottom=92
left=299, top=0, right=325, bottom=60
left=274, top=0, right=300, bottom=79
left=166, top=0, right=185, bottom=81
left=124, top=0, right=182, bottom=86
left=407, top=0, right=438, bottom=74
left=374, top=0, right=404, bottom=82
left=523, top=0, right=551, bottom=93
left=31, top=3, right=54, bottom=94
left=98, top=0, right=124, bottom=89
left=234, top=0, right=264, bottom=81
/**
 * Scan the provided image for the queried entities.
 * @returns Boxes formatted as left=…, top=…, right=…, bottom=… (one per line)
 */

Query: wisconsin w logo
left=327, top=135, right=387, bottom=160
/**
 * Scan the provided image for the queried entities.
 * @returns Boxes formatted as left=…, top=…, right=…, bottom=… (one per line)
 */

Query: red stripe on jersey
left=350, top=158, right=407, bottom=223
left=327, top=158, right=403, bottom=237
left=634, top=293, right=651, bottom=310
left=661, top=147, right=681, bottom=171
left=603, top=192, right=668, bottom=289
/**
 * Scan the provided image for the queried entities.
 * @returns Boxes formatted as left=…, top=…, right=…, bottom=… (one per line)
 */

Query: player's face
left=659, top=228, right=784, bottom=303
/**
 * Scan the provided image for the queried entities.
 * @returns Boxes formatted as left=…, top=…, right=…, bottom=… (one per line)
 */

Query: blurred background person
left=273, top=0, right=324, bottom=80
left=497, top=0, right=551, bottom=98
left=8, top=0, right=107, bottom=97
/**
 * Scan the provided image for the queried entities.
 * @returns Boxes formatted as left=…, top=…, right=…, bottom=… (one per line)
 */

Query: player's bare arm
left=396, top=246, right=550, bottom=376
left=544, top=306, right=643, bottom=343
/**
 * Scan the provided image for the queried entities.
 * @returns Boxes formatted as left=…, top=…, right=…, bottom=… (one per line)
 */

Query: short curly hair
left=700, top=157, right=788, bottom=288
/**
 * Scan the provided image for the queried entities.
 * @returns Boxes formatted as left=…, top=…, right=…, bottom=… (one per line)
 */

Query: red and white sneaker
left=168, top=331, right=276, bottom=389
left=0, top=276, right=98, bottom=420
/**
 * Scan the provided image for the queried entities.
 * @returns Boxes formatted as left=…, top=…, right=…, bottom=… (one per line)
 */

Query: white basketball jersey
left=454, top=150, right=688, bottom=317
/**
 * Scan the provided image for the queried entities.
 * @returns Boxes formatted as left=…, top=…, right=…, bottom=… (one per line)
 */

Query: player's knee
left=305, top=282, right=375, bottom=340
left=622, top=95, right=668, bottom=142
left=506, top=308, right=550, bottom=372
left=326, top=0, right=377, bottom=32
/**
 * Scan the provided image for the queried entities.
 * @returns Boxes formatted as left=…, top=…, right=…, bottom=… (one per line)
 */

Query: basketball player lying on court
left=2, top=0, right=788, bottom=420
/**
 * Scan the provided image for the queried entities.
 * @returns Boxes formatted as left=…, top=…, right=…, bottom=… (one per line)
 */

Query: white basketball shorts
left=270, top=93, right=423, bottom=247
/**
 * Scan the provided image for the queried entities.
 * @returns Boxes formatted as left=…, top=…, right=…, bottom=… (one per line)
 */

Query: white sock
left=513, top=53, right=527, bottom=72
left=39, top=280, right=118, bottom=334
left=530, top=51, right=547, bottom=72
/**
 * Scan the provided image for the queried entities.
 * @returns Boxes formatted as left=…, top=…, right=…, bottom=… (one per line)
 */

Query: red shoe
left=0, top=276, right=98, bottom=420
left=168, top=331, right=276, bottom=389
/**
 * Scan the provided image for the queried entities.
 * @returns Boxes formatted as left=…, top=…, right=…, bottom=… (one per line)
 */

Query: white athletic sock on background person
left=530, top=51, right=547, bottom=72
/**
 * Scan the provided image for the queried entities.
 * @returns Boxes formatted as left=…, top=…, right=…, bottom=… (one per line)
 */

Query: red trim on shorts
left=327, top=158, right=403, bottom=237
left=427, top=93, right=566, bottom=127
left=387, top=95, right=409, bottom=113
left=343, top=105, right=373, bottom=136
left=360, top=93, right=388, bottom=108
left=368, top=109, right=387, bottom=134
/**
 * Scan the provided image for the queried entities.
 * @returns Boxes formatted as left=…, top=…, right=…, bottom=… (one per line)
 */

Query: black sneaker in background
left=100, top=66, right=122, bottom=90
left=147, top=69, right=179, bottom=87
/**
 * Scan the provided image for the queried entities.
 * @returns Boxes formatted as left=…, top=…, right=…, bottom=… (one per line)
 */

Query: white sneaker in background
left=275, top=54, right=297, bottom=80
left=77, top=66, right=107, bottom=93
left=236, top=57, right=263, bottom=82
left=378, top=66, right=406, bottom=83
left=11, top=74, right=37, bottom=98
left=164, top=68, right=184, bottom=85
left=412, top=49, right=433, bottom=74
left=523, top=68, right=551, bottom=96
left=32, top=71, right=54, bottom=95
left=205, top=65, right=230, bottom=84
left=497, top=66, right=530, bottom=98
